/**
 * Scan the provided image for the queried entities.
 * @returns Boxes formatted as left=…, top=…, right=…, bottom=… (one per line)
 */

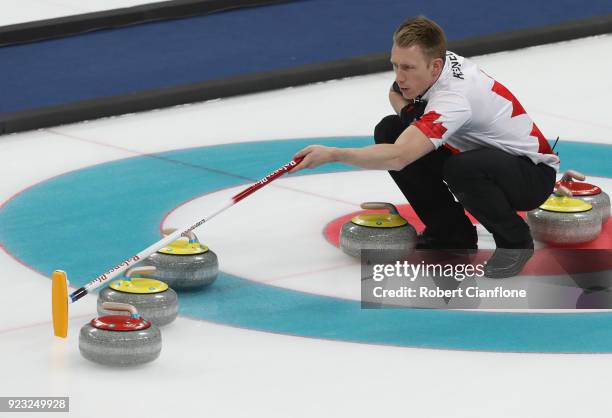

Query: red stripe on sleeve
left=413, top=111, right=447, bottom=139
left=443, top=143, right=461, bottom=154
left=530, top=123, right=554, bottom=154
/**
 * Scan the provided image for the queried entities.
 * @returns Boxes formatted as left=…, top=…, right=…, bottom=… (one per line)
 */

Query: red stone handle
left=102, top=302, right=139, bottom=317
left=561, top=169, right=586, bottom=182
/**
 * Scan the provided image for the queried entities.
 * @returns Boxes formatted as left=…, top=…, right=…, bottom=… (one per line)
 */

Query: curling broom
left=52, top=157, right=303, bottom=337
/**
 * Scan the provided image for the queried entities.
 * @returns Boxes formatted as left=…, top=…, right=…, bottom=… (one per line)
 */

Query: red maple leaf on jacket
left=491, top=81, right=526, bottom=118
left=413, top=111, right=447, bottom=139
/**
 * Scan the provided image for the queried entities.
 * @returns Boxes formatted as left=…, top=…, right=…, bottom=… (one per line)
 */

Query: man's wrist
left=331, top=147, right=344, bottom=163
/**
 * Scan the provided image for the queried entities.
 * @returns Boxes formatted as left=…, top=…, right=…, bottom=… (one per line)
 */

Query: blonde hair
left=393, top=16, right=446, bottom=62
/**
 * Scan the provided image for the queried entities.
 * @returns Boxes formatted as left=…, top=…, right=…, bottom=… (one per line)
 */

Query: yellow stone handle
left=554, top=185, right=573, bottom=197
left=162, top=227, right=198, bottom=242
left=561, top=169, right=586, bottom=182
left=101, top=302, right=139, bottom=316
left=125, top=266, right=157, bottom=278
left=360, top=202, right=400, bottom=215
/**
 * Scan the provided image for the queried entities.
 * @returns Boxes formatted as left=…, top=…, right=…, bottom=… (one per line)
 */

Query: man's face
left=391, top=43, right=443, bottom=100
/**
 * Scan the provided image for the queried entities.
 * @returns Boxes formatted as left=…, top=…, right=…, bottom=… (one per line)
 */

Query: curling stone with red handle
left=527, top=186, right=601, bottom=245
left=145, top=229, right=218, bottom=290
left=79, top=302, right=162, bottom=366
left=556, top=169, right=610, bottom=225
left=340, top=202, right=417, bottom=258
left=97, top=266, right=178, bottom=326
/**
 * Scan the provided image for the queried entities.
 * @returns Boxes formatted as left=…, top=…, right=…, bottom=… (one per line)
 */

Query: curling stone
left=97, top=266, right=178, bottom=326
left=340, top=202, right=417, bottom=258
left=556, top=169, right=610, bottom=225
left=80, top=302, right=161, bottom=366
left=527, top=186, right=601, bottom=245
left=145, top=229, right=218, bottom=290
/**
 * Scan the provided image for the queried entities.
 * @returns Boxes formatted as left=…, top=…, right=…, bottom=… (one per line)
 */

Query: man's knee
left=442, top=154, right=475, bottom=189
left=374, top=114, right=404, bottom=145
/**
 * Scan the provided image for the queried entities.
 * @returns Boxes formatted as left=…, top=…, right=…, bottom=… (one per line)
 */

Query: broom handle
left=68, top=157, right=303, bottom=303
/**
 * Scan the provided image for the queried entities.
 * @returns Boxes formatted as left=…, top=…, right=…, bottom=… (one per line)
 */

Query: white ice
left=1, top=32, right=612, bottom=418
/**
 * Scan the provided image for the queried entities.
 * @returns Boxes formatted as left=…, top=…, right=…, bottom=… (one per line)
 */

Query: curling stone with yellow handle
left=80, top=302, right=162, bottom=366
left=527, top=186, right=602, bottom=245
left=97, top=266, right=178, bottom=326
left=556, top=169, right=610, bottom=225
left=340, top=202, right=416, bottom=258
left=145, top=228, right=218, bottom=290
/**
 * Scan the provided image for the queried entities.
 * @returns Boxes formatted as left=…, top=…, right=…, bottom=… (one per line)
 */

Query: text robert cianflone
left=372, top=260, right=485, bottom=282
left=372, top=286, right=527, bottom=299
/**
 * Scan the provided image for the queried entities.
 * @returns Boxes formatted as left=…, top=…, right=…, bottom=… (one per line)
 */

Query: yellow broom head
left=52, top=270, right=68, bottom=338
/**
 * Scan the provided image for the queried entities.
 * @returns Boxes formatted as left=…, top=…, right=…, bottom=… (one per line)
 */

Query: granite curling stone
left=556, top=169, right=610, bottom=225
left=97, top=266, right=178, bottom=326
left=80, top=302, right=162, bottom=366
left=340, top=202, right=417, bottom=258
left=145, top=228, right=218, bottom=290
left=527, top=186, right=602, bottom=245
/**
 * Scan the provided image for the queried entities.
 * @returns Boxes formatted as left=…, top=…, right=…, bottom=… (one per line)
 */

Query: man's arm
left=291, top=125, right=434, bottom=172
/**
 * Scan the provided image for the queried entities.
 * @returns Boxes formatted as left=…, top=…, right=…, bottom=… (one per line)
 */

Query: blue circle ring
left=1, top=137, right=612, bottom=353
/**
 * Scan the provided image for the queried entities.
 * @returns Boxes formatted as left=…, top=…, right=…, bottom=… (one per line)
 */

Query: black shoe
left=484, top=246, right=534, bottom=279
left=415, top=225, right=478, bottom=251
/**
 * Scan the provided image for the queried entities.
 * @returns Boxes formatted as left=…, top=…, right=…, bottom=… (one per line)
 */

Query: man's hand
left=290, top=125, right=434, bottom=173
left=399, top=99, right=427, bottom=127
left=291, top=145, right=338, bottom=173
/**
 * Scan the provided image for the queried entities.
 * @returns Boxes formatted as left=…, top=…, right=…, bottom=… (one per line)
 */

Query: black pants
left=374, top=115, right=557, bottom=248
